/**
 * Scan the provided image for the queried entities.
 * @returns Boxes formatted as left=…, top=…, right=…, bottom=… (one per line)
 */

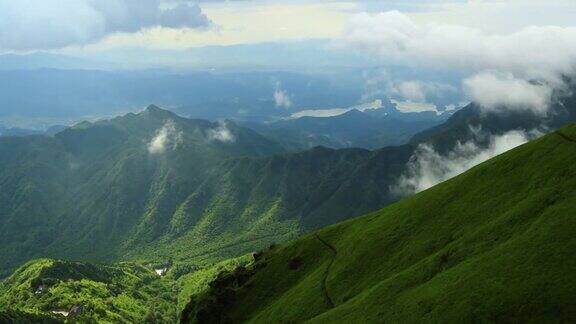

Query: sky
left=1, top=0, right=575, bottom=115
left=1, top=0, right=574, bottom=53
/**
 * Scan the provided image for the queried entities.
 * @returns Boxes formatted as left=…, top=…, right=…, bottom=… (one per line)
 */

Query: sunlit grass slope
left=0, top=259, right=178, bottom=323
left=182, top=124, right=576, bottom=323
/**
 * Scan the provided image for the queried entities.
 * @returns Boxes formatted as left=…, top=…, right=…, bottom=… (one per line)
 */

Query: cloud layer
left=463, top=72, right=553, bottom=115
left=274, top=83, right=292, bottom=109
left=0, top=0, right=212, bottom=50
left=390, top=80, right=457, bottom=104
left=344, top=11, right=576, bottom=80
left=344, top=10, right=576, bottom=114
left=393, top=128, right=541, bottom=195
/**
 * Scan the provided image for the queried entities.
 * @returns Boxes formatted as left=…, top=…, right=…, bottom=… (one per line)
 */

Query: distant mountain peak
left=141, top=104, right=177, bottom=120
left=145, top=104, right=163, bottom=112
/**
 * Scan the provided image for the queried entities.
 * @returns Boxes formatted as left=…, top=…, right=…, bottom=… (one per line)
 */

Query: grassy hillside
left=0, top=259, right=178, bottom=323
left=181, top=124, right=576, bottom=323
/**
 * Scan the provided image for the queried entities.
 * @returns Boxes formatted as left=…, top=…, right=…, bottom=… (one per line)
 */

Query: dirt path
left=315, top=233, right=337, bottom=309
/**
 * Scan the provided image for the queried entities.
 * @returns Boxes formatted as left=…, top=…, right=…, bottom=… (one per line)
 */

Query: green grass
left=0, top=259, right=179, bottom=323
left=182, top=124, right=576, bottom=323
left=175, top=255, right=253, bottom=312
left=0, top=254, right=259, bottom=323
left=0, top=308, right=62, bottom=323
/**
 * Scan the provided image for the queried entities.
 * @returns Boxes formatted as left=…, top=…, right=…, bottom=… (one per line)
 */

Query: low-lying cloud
left=360, top=68, right=459, bottom=110
left=393, top=128, right=542, bottom=195
left=148, top=120, right=183, bottom=154
left=0, top=0, right=212, bottom=50
left=207, top=121, right=236, bottom=143
left=390, top=80, right=457, bottom=104
left=274, top=82, right=292, bottom=109
left=463, top=72, right=553, bottom=115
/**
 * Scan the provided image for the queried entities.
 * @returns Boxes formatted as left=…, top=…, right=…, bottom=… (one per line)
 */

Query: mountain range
left=0, top=106, right=285, bottom=277
left=2, top=82, right=576, bottom=277
left=1, top=85, right=576, bottom=322
left=242, top=103, right=449, bottom=150
left=0, top=68, right=365, bottom=127
left=2, top=121, right=575, bottom=323
left=0, top=104, right=424, bottom=279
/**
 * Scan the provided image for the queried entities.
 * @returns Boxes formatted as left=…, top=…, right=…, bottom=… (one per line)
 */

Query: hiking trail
left=315, top=233, right=337, bottom=309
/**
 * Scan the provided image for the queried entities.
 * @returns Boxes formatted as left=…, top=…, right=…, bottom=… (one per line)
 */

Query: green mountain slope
left=0, top=105, right=414, bottom=278
left=0, top=259, right=178, bottom=323
left=181, top=124, right=576, bottom=323
left=0, top=255, right=260, bottom=323
left=0, top=309, right=61, bottom=324
left=0, top=105, right=285, bottom=277
left=126, top=144, right=413, bottom=266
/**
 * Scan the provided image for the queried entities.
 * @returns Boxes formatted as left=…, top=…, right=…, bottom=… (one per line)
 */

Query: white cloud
left=159, top=2, right=212, bottom=29
left=393, top=128, right=541, bottom=195
left=0, top=0, right=212, bottom=50
left=395, top=81, right=426, bottom=103
left=463, top=71, right=553, bottom=115
left=148, top=119, right=183, bottom=154
left=207, top=121, right=235, bottom=143
left=344, top=11, right=576, bottom=81
left=390, top=80, right=457, bottom=103
left=22, top=1, right=352, bottom=53
left=361, top=67, right=461, bottom=110
left=274, top=83, right=292, bottom=109
left=408, top=0, right=576, bottom=34
left=360, top=68, right=391, bottom=102
left=343, top=10, right=576, bottom=113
